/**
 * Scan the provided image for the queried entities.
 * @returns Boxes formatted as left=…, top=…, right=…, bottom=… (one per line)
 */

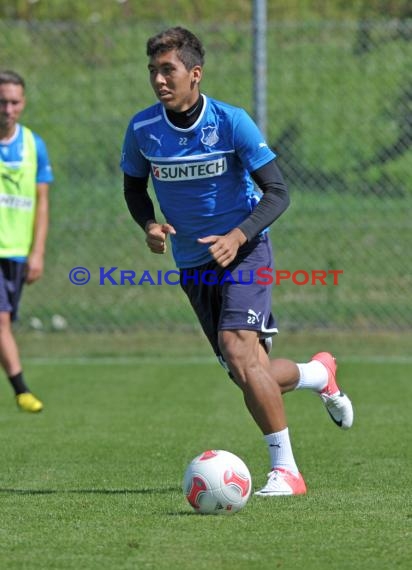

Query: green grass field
left=0, top=332, right=410, bottom=569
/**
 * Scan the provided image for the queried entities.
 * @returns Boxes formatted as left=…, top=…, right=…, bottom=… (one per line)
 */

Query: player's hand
left=198, top=228, right=247, bottom=268
left=25, top=252, right=45, bottom=284
left=145, top=222, right=176, bottom=254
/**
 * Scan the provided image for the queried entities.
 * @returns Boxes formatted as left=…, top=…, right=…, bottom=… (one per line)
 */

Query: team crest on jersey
left=201, top=125, right=219, bottom=147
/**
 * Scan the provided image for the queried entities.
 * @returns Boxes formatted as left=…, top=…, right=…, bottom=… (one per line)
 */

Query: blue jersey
left=120, top=95, right=275, bottom=268
left=0, top=123, right=53, bottom=184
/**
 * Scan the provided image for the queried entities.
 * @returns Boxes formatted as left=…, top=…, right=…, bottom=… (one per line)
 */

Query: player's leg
left=219, top=329, right=291, bottom=433
left=0, top=310, right=22, bottom=376
left=298, top=352, right=353, bottom=429
left=219, top=329, right=306, bottom=496
left=180, top=243, right=306, bottom=496
left=216, top=236, right=305, bottom=495
left=0, top=261, right=43, bottom=412
left=263, top=347, right=353, bottom=429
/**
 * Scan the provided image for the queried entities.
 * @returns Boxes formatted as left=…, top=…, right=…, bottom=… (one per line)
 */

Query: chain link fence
left=1, top=18, right=411, bottom=332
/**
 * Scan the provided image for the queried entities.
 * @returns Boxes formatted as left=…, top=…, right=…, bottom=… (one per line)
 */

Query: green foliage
left=1, top=18, right=411, bottom=331
left=1, top=0, right=412, bottom=23
left=2, top=20, right=410, bottom=192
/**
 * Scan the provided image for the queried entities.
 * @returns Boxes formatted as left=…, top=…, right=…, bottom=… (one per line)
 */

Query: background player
left=0, top=70, right=53, bottom=412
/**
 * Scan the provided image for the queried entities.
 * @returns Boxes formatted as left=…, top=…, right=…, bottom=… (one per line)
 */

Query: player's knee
left=218, top=331, right=258, bottom=384
left=219, top=331, right=241, bottom=364
left=0, top=312, right=12, bottom=332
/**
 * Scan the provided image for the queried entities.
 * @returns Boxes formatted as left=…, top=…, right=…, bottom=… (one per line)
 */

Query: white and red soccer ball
left=183, top=450, right=252, bottom=514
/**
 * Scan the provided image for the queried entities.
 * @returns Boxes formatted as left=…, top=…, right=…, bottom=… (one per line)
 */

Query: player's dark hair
left=0, top=70, right=25, bottom=89
left=146, top=27, right=205, bottom=70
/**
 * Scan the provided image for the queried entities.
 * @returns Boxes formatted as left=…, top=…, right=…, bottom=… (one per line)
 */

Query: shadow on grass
left=0, top=486, right=179, bottom=495
left=0, top=488, right=236, bottom=515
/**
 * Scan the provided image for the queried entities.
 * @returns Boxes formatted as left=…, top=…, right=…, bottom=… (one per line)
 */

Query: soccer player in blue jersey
left=121, top=27, right=353, bottom=495
left=0, top=70, right=53, bottom=413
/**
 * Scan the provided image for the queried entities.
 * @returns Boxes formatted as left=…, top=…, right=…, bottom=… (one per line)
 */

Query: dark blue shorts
left=0, top=259, right=26, bottom=321
left=180, top=234, right=278, bottom=360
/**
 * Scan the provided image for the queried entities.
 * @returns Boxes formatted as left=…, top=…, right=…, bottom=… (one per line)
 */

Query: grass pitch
left=0, top=332, right=410, bottom=569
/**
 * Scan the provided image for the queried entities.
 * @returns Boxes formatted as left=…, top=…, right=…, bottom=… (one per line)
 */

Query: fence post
left=253, top=0, right=267, bottom=137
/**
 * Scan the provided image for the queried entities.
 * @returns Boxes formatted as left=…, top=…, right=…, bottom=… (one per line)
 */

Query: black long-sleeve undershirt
left=123, top=172, right=153, bottom=230
left=123, top=158, right=290, bottom=242
left=238, top=159, right=290, bottom=241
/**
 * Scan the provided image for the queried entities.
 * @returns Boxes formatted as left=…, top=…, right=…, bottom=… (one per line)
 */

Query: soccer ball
left=183, top=450, right=252, bottom=514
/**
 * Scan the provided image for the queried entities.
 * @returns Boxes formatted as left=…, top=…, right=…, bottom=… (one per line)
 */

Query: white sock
left=264, top=428, right=299, bottom=475
left=296, top=361, right=328, bottom=392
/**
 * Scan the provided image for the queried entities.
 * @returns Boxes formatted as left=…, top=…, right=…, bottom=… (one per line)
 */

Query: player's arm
left=123, top=173, right=175, bottom=254
left=26, top=182, right=49, bottom=284
left=123, top=172, right=156, bottom=230
left=236, top=158, right=290, bottom=242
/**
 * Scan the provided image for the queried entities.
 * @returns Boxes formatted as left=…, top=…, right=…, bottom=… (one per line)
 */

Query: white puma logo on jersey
left=149, top=133, right=163, bottom=146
